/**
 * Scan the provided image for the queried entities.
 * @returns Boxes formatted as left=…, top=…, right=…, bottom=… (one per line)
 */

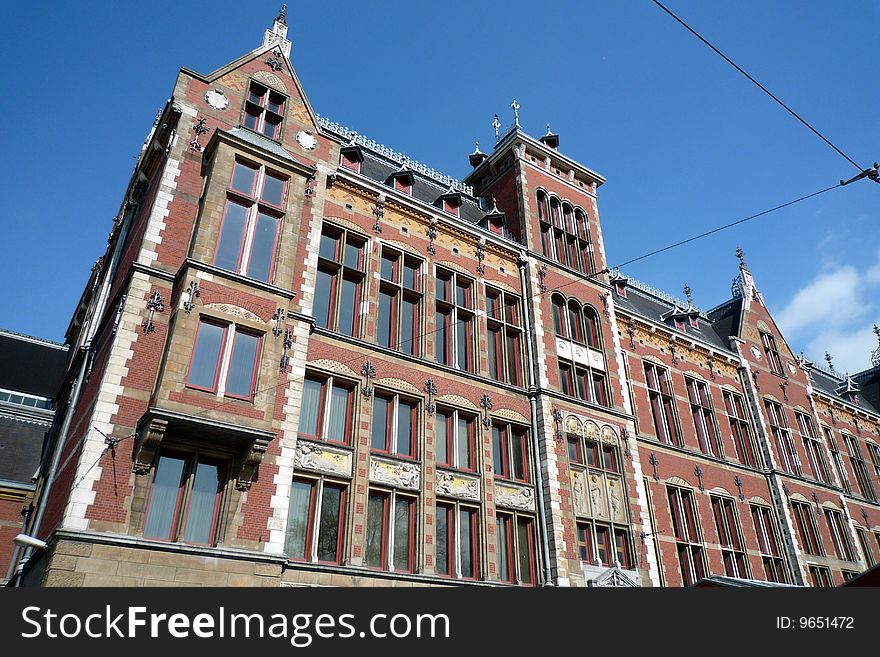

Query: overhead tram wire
left=164, top=180, right=849, bottom=425
left=651, top=0, right=867, bottom=174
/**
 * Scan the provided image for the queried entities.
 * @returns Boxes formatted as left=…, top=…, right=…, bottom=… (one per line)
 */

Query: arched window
left=568, top=300, right=585, bottom=343
left=535, top=192, right=596, bottom=276
left=584, top=306, right=601, bottom=349
left=552, top=294, right=567, bottom=338
left=575, top=208, right=596, bottom=275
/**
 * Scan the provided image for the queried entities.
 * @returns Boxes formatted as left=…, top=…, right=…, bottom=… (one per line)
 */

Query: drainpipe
left=518, top=255, right=554, bottom=585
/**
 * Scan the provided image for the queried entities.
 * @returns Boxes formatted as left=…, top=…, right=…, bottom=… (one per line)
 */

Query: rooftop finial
left=473, top=141, right=482, bottom=154
left=736, top=246, right=747, bottom=268
left=511, top=99, right=521, bottom=127
left=493, top=113, right=501, bottom=142
left=825, top=352, right=834, bottom=370
left=546, top=123, right=552, bottom=135
left=872, top=324, right=880, bottom=368
left=683, top=284, right=693, bottom=306
left=276, top=3, right=287, bottom=25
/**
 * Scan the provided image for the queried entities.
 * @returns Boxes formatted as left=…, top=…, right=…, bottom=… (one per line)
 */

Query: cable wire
left=652, top=0, right=863, bottom=172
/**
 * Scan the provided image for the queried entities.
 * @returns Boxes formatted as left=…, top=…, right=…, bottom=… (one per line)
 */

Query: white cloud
left=774, top=251, right=880, bottom=374
left=774, top=267, right=863, bottom=337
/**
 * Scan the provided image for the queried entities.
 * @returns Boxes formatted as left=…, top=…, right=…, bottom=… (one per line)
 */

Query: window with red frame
left=724, top=391, right=759, bottom=468
left=492, top=422, right=530, bottom=483
left=285, top=477, right=346, bottom=563
left=242, top=81, right=285, bottom=139
left=711, top=495, right=750, bottom=578
left=497, top=512, right=537, bottom=585
left=576, top=521, right=631, bottom=569
left=371, top=392, right=418, bottom=458
left=824, top=508, right=855, bottom=561
left=486, top=286, right=523, bottom=386
left=808, top=564, right=833, bottom=587
left=644, top=362, right=682, bottom=447
left=760, top=331, right=785, bottom=376
left=791, top=499, right=824, bottom=557
left=796, top=411, right=831, bottom=484
left=764, top=399, right=801, bottom=475
left=855, top=526, right=876, bottom=567
left=435, top=407, right=476, bottom=471
left=750, top=504, right=788, bottom=583
left=378, top=248, right=422, bottom=356
left=842, top=433, right=877, bottom=502
left=536, top=191, right=595, bottom=275
left=298, top=374, right=356, bottom=445
left=143, top=452, right=224, bottom=545
left=667, top=485, right=706, bottom=586
left=686, top=377, right=723, bottom=457
left=187, top=319, right=261, bottom=399
left=315, top=224, right=367, bottom=336
left=823, top=426, right=852, bottom=493
left=365, top=490, right=416, bottom=572
left=435, top=501, right=479, bottom=579
left=435, top=267, right=475, bottom=372
left=216, top=160, right=287, bottom=283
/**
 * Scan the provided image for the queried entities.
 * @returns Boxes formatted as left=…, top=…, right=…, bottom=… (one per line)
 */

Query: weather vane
left=492, top=113, right=501, bottom=142
left=511, top=99, right=520, bottom=127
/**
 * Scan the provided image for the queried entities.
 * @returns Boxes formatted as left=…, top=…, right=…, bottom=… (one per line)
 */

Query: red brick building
left=10, top=9, right=880, bottom=587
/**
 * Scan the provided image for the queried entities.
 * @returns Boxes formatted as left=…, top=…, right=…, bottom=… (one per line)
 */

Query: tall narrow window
left=796, top=412, right=831, bottom=484
left=824, top=508, right=855, bottom=561
left=486, top=287, right=523, bottom=386
left=750, top=504, right=788, bottom=583
left=667, top=486, right=705, bottom=586
left=724, top=391, right=758, bottom=468
left=760, top=331, right=785, bottom=376
left=855, top=526, right=876, bottom=567
left=711, top=495, right=749, bottom=578
left=492, top=422, right=530, bottom=483
left=378, top=249, right=423, bottom=355
left=435, top=267, right=474, bottom=372
left=843, top=433, right=877, bottom=501
left=554, top=297, right=607, bottom=406
left=791, top=499, right=824, bottom=557
left=371, top=393, right=418, bottom=458
left=242, top=81, right=285, bottom=139
left=187, top=319, right=261, bottom=400
left=315, top=224, right=367, bottom=336
left=143, top=453, right=224, bottom=545
left=298, top=374, right=355, bottom=445
left=644, top=362, right=682, bottom=446
left=536, top=192, right=594, bottom=275
left=365, top=490, right=416, bottom=572
left=285, top=478, right=346, bottom=563
left=216, top=160, right=286, bottom=283
left=435, top=408, right=476, bottom=471
left=808, top=564, right=833, bottom=587
left=435, top=501, right=479, bottom=579
left=686, top=377, right=722, bottom=457
left=497, top=512, right=537, bottom=585
left=824, top=426, right=852, bottom=493
left=764, top=400, right=801, bottom=475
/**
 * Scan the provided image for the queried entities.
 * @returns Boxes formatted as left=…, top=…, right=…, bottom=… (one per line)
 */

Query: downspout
left=518, top=256, right=554, bottom=585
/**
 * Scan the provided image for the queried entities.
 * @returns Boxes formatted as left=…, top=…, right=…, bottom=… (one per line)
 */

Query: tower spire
left=276, top=3, right=287, bottom=25
left=262, top=3, right=292, bottom=56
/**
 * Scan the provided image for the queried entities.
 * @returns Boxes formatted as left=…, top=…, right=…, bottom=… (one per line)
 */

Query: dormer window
left=242, top=82, right=285, bottom=140
left=436, top=191, right=462, bottom=218
left=387, top=170, right=414, bottom=195
left=689, top=316, right=699, bottom=330
left=674, top=318, right=685, bottom=332
left=340, top=145, right=363, bottom=173
left=443, top=198, right=460, bottom=216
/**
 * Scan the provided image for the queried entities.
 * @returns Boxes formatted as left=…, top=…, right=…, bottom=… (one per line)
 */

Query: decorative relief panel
left=495, top=483, right=535, bottom=511
left=600, top=425, right=618, bottom=445
left=493, top=408, right=529, bottom=424
left=435, top=470, right=480, bottom=501
left=294, top=440, right=352, bottom=477
left=204, top=303, right=264, bottom=323
left=374, top=378, right=420, bottom=395
left=253, top=70, right=288, bottom=93
left=588, top=348, right=605, bottom=372
left=556, top=338, right=573, bottom=361
left=307, top=359, right=358, bottom=378
left=436, top=394, right=478, bottom=410
left=369, top=456, right=421, bottom=491
left=571, top=469, right=626, bottom=522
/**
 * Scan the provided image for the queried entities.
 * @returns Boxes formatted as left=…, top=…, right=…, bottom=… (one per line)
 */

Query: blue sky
left=1, top=1, right=878, bottom=373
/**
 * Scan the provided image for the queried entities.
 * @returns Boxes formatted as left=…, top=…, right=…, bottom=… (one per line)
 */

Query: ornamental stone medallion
left=205, top=89, right=229, bottom=110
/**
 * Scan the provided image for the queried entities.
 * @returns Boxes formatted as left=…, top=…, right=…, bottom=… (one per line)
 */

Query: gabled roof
left=810, top=363, right=880, bottom=414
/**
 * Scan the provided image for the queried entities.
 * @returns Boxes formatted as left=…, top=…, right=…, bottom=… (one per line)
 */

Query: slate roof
left=0, top=413, right=48, bottom=484
left=0, top=330, right=68, bottom=400
left=358, top=151, right=487, bottom=225
left=228, top=127, right=299, bottom=163
left=810, top=363, right=880, bottom=415
left=613, top=281, right=734, bottom=354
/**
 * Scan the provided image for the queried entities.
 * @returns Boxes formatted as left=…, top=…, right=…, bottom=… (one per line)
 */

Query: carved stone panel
left=607, top=476, right=627, bottom=523
left=588, top=471, right=608, bottom=519
left=293, top=440, right=352, bottom=477
left=435, top=470, right=480, bottom=501
left=495, top=483, right=536, bottom=511
left=369, top=456, right=421, bottom=491
left=588, top=348, right=605, bottom=372
left=572, top=470, right=589, bottom=516
left=556, top=338, right=572, bottom=361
